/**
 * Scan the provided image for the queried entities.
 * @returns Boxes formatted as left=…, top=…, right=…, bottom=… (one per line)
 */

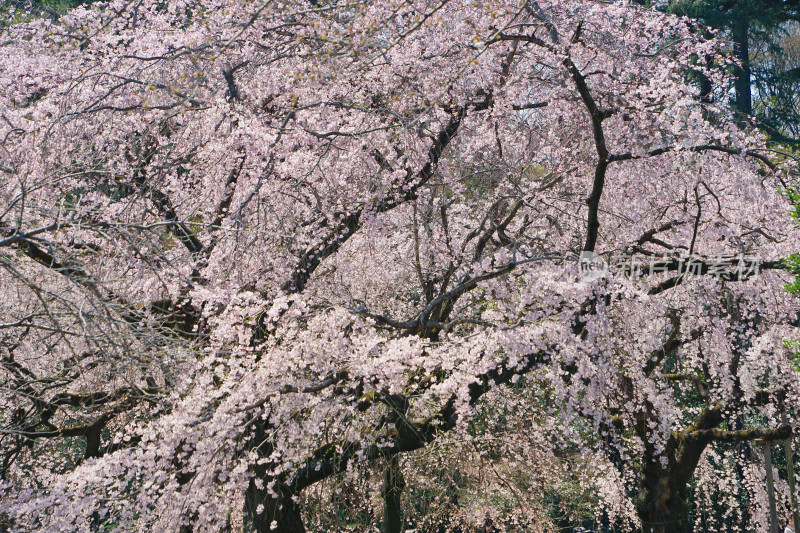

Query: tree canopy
left=0, top=1, right=798, bottom=532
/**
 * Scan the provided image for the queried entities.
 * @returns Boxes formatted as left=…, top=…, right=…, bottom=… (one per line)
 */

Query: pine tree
left=667, top=1, right=800, bottom=141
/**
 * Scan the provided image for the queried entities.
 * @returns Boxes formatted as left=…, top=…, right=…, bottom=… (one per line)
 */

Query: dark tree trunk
left=696, top=27, right=715, bottom=105
left=381, top=455, right=405, bottom=533
left=636, top=471, right=690, bottom=533
left=244, top=477, right=305, bottom=533
left=732, top=18, right=752, bottom=116
left=243, top=420, right=305, bottom=533
left=635, top=433, right=707, bottom=533
left=699, top=73, right=713, bottom=104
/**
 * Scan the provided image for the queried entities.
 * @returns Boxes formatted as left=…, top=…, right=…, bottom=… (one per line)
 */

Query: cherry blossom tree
left=0, top=1, right=798, bottom=532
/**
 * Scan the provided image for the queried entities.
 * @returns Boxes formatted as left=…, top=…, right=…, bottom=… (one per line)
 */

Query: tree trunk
left=782, top=408, right=800, bottom=530
left=764, top=442, right=779, bottom=533
left=382, top=455, right=405, bottom=533
left=243, top=420, right=305, bottom=533
left=635, top=432, right=706, bottom=533
left=244, top=477, right=305, bottom=533
left=732, top=17, right=752, bottom=116
left=636, top=471, right=690, bottom=533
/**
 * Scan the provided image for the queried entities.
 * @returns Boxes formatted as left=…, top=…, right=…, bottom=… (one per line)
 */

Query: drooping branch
left=642, top=311, right=702, bottom=377
left=646, top=259, right=785, bottom=295
left=282, top=103, right=477, bottom=295
left=691, top=424, right=791, bottom=443
left=664, top=373, right=708, bottom=398
left=221, top=61, right=249, bottom=101
left=565, top=57, right=611, bottom=252
left=288, top=348, right=551, bottom=492
left=351, top=254, right=563, bottom=335
left=485, top=25, right=617, bottom=252
left=608, top=143, right=778, bottom=171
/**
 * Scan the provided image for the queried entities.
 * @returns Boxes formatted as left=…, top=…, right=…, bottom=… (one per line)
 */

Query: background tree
left=666, top=0, right=800, bottom=143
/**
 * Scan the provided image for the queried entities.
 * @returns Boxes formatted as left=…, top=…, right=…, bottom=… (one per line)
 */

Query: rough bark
left=636, top=434, right=698, bottom=533
left=244, top=476, right=305, bottom=533
left=381, top=455, right=405, bottom=533
left=637, top=478, right=690, bottom=533
left=732, top=17, right=752, bottom=116
left=635, top=424, right=792, bottom=533
left=244, top=420, right=306, bottom=533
